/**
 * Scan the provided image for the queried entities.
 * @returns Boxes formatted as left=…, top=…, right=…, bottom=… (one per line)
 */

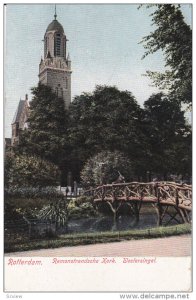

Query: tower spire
left=54, top=4, right=57, bottom=20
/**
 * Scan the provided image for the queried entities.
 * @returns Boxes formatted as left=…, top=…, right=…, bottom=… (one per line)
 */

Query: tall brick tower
left=39, top=6, right=71, bottom=108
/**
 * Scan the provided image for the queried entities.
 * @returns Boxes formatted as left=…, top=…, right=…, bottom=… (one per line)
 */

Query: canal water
left=60, top=205, right=162, bottom=234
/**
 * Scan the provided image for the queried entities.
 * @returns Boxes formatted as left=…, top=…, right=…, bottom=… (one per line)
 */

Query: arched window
left=55, top=33, right=61, bottom=57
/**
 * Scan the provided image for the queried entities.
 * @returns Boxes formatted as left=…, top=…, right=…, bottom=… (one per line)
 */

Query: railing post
left=154, top=182, right=159, bottom=202
left=112, top=184, right=115, bottom=202
left=175, top=188, right=179, bottom=207
left=157, top=183, right=160, bottom=204
left=156, top=183, right=162, bottom=226
left=102, top=185, right=105, bottom=201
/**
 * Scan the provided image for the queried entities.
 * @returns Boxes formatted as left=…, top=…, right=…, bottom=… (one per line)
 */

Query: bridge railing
left=84, top=182, right=192, bottom=211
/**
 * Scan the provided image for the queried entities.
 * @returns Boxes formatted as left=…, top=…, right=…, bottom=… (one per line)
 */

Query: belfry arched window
left=55, top=33, right=61, bottom=57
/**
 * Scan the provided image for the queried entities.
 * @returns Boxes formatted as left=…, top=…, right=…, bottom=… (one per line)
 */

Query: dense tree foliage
left=81, top=150, right=134, bottom=187
left=142, top=93, right=191, bottom=179
left=5, top=153, right=61, bottom=188
left=12, top=83, right=191, bottom=186
left=140, top=4, right=192, bottom=105
left=68, top=85, right=147, bottom=179
left=15, top=84, right=71, bottom=185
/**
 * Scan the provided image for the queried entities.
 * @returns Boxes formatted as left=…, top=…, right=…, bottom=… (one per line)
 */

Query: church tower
left=39, top=7, right=71, bottom=108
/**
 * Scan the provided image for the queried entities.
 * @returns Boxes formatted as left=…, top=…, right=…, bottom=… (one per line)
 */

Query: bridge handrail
left=84, top=181, right=192, bottom=195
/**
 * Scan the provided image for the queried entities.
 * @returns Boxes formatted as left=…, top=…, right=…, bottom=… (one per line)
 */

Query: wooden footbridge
left=84, top=182, right=192, bottom=225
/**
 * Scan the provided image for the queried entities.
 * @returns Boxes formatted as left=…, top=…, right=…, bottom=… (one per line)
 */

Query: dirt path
left=5, top=234, right=191, bottom=257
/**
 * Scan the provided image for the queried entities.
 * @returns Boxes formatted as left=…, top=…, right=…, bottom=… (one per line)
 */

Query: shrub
left=4, top=186, right=65, bottom=222
left=36, top=202, right=68, bottom=228
left=81, top=150, right=134, bottom=187
left=5, top=186, right=63, bottom=199
left=74, top=195, right=94, bottom=205
left=67, top=198, right=97, bottom=219
left=4, top=153, right=61, bottom=188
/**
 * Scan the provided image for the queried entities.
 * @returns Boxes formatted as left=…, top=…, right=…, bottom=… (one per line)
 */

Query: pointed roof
left=46, top=6, right=64, bottom=34
left=12, top=100, right=25, bottom=124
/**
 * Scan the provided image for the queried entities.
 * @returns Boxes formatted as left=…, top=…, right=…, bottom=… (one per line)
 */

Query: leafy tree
left=17, top=83, right=69, bottom=167
left=81, top=150, right=134, bottom=187
left=68, top=85, right=146, bottom=179
left=165, top=133, right=192, bottom=179
left=5, top=153, right=61, bottom=188
left=142, top=93, right=191, bottom=179
left=140, top=4, right=192, bottom=105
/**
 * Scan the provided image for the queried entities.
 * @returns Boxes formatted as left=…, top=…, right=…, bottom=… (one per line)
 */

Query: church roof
left=12, top=100, right=25, bottom=124
left=46, top=19, right=64, bottom=34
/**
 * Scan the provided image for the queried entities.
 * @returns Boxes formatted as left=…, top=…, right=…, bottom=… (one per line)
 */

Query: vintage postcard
left=3, top=2, right=193, bottom=295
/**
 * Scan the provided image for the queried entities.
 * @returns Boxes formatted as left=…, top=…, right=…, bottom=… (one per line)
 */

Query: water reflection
left=58, top=212, right=158, bottom=234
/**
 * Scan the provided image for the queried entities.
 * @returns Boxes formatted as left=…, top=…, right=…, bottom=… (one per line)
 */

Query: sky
left=4, top=4, right=192, bottom=138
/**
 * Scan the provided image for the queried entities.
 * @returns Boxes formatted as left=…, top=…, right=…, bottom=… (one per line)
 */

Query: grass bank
left=5, top=223, right=191, bottom=253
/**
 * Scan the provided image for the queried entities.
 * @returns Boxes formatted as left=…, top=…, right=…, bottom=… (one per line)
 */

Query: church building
left=11, top=8, right=72, bottom=146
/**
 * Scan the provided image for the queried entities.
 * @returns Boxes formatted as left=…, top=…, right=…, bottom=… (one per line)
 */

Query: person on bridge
left=113, top=171, right=125, bottom=184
